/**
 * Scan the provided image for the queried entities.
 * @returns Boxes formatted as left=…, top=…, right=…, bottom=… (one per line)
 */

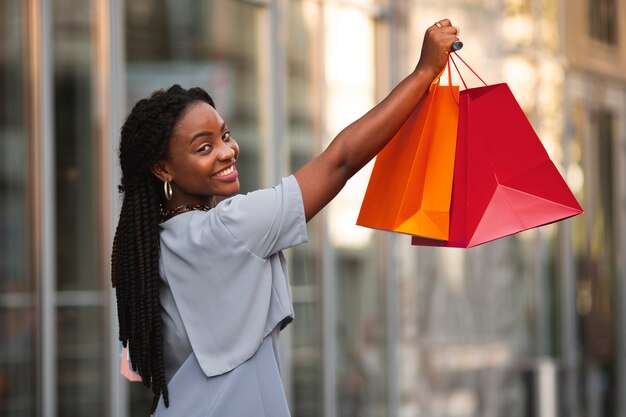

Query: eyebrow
left=189, top=122, right=227, bottom=145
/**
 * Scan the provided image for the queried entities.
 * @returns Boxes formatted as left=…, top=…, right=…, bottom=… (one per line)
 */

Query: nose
left=217, top=141, right=237, bottom=160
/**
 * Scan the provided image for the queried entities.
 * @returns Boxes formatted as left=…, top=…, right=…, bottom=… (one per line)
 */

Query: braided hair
left=111, top=85, right=215, bottom=412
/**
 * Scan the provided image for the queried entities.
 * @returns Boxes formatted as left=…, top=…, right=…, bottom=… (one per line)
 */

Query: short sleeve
left=216, top=175, right=307, bottom=258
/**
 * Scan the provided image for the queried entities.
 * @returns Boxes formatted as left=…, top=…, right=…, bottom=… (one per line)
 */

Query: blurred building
left=0, top=0, right=624, bottom=417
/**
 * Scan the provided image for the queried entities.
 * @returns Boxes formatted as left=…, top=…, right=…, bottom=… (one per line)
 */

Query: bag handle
left=430, top=57, right=457, bottom=88
left=431, top=52, right=485, bottom=107
left=449, top=51, right=488, bottom=89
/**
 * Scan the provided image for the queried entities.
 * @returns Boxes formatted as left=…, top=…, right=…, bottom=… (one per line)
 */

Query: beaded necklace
left=160, top=204, right=212, bottom=223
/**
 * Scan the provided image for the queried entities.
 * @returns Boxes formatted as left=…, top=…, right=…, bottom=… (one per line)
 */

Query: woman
left=112, top=19, right=460, bottom=416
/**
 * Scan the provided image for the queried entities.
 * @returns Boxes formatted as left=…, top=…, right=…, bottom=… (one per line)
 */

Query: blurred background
left=1, top=0, right=624, bottom=416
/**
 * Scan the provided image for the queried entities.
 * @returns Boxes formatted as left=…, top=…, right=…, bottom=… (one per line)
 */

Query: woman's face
left=160, top=101, right=240, bottom=204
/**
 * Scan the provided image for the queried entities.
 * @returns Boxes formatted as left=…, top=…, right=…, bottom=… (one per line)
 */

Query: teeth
left=216, top=166, right=234, bottom=177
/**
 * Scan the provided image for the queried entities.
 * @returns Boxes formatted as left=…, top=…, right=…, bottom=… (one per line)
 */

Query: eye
left=222, top=131, right=231, bottom=141
left=197, top=143, right=212, bottom=153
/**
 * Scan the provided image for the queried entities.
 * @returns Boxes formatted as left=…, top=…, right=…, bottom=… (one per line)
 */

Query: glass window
left=336, top=248, right=388, bottom=417
left=0, top=1, right=37, bottom=416
left=286, top=1, right=323, bottom=415
left=126, top=0, right=263, bottom=193
left=54, top=0, right=99, bottom=292
left=321, top=3, right=388, bottom=416
left=53, top=0, right=106, bottom=415
left=588, top=0, right=617, bottom=45
left=57, top=306, right=105, bottom=417
left=575, top=108, right=617, bottom=416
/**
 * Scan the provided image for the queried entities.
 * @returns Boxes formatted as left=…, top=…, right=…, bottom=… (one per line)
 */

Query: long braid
left=111, top=85, right=215, bottom=412
left=133, top=180, right=150, bottom=374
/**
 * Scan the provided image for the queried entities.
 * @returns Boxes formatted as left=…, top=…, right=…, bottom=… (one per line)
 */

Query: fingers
left=431, top=19, right=459, bottom=34
left=433, top=18, right=451, bottom=28
left=430, top=19, right=462, bottom=50
left=416, top=19, right=462, bottom=78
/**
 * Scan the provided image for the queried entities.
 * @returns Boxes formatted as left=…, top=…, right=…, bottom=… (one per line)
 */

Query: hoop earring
left=164, top=180, right=173, bottom=201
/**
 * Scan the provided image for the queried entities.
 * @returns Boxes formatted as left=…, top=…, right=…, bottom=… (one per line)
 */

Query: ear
left=150, top=161, right=172, bottom=183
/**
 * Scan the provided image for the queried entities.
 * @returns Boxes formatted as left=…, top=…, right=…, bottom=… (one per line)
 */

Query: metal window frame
left=558, top=76, right=580, bottom=417
left=93, top=0, right=128, bottom=416
left=380, top=2, right=400, bottom=415
left=26, top=1, right=56, bottom=416
left=27, top=1, right=126, bottom=416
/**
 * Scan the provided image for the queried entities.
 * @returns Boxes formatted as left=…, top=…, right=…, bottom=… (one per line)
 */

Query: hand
left=415, top=19, right=461, bottom=81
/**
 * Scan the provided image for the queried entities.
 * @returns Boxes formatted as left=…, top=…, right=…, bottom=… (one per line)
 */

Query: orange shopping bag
left=356, top=64, right=459, bottom=240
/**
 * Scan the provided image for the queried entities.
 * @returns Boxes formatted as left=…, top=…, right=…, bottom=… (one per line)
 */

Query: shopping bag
left=412, top=54, right=583, bottom=248
left=356, top=69, right=460, bottom=240
left=119, top=342, right=142, bottom=382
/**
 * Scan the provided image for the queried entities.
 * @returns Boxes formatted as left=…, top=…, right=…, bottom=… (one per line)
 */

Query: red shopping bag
left=412, top=53, right=583, bottom=248
left=357, top=63, right=459, bottom=239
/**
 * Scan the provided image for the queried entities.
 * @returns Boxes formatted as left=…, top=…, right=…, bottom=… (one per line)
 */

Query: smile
left=214, top=165, right=235, bottom=177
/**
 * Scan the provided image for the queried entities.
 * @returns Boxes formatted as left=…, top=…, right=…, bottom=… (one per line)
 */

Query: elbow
left=336, top=138, right=362, bottom=179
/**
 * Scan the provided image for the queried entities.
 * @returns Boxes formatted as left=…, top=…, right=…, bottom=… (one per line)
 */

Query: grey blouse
left=153, top=175, right=307, bottom=416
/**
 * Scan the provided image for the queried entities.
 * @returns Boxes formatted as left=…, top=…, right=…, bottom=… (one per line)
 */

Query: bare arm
left=294, top=19, right=460, bottom=221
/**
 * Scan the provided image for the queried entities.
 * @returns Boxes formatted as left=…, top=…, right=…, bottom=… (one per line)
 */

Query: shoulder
left=217, top=176, right=302, bottom=216
left=214, top=175, right=304, bottom=233
left=160, top=176, right=307, bottom=259
left=216, top=175, right=307, bottom=258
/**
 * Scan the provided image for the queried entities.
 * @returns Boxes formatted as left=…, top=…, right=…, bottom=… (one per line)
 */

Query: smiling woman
left=151, top=101, right=241, bottom=209
left=112, top=19, right=461, bottom=417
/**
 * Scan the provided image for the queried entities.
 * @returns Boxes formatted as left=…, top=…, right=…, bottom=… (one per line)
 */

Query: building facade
left=0, top=0, right=624, bottom=417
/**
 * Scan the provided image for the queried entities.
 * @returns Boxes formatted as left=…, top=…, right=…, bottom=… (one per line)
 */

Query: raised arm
left=294, top=19, right=460, bottom=222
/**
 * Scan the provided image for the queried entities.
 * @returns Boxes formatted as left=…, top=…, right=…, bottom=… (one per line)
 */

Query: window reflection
left=287, top=1, right=323, bottom=416
left=400, top=235, right=540, bottom=415
left=0, top=1, right=36, bottom=416
left=53, top=0, right=106, bottom=415
left=575, top=108, right=617, bottom=416
left=321, top=4, right=388, bottom=415
left=57, top=307, right=105, bottom=417
left=126, top=0, right=263, bottom=193
left=588, top=0, right=617, bottom=45
left=336, top=250, right=387, bottom=417
left=0, top=308, right=36, bottom=417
